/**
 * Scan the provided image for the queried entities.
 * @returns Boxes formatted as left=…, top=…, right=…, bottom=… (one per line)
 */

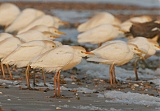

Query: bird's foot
left=33, top=83, right=39, bottom=87
left=44, top=84, right=48, bottom=87
left=50, top=94, right=71, bottom=99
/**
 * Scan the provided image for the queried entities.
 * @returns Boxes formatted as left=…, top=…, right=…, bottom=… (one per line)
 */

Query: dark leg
left=6, top=64, right=13, bottom=79
left=112, top=64, right=117, bottom=84
left=42, top=68, right=47, bottom=86
left=33, top=73, right=36, bottom=87
left=1, top=63, right=6, bottom=79
left=134, top=59, right=139, bottom=81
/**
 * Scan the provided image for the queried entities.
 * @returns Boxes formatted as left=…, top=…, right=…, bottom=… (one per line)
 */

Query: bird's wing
left=1, top=44, right=45, bottom=65
left=30, top=45, right=74, bottom=72
left=78, top=24, right=114, bottom=44
left=18, top=15, right=54, bottom=34
left=92, top=42, right=129, bottom=60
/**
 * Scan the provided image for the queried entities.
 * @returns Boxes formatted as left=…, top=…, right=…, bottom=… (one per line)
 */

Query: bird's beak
left=135, top=48, right=147, bottom=54
left=155, top=45, right=160, bottom=49
left=51, top=35, right=60, bottom=38
left=57, top=31, right=66, bottom=35
left=59, top=21, right=69, bottom=25
left=85, top=52, right=94, bottom=54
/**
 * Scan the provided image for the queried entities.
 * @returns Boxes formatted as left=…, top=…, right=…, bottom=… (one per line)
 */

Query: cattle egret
left=28, top=45, right=87, bottom=97
left=128, top=37, right=160, bottom=80
left=18, top=15, right=68, bottom=34
left=1, top=40, right=57, bottom=84
left=86, top=40, right=146, bottom=84
left=0, top=36, right=24, bottom=79
left=16, top=30, right=61, bottom=42
left=0, top=3, right=20, bottom=27
left=78, top=24, right=122, bottom=46
left=28, top=25, right=66, bottom=36
left=77, top=12, right=121, bottom=32
left=5, top=8, right=45, bottom=33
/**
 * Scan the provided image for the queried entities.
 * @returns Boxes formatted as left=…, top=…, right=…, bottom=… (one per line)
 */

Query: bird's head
left=128, top=43, right=147, bottom=55
left=53, top=16, right=69, bottom=28
left=72, top=46, right=88, bottom=57
left=50, top=27, right=66, bottom=36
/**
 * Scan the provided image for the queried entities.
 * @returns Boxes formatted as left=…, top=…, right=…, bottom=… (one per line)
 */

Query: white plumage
left=87, top=40, right=145, bottom=84
left=77, top=12, right=121, bottom=32
left=2, top=40, right=57, bottom=68
left=5, top=8, right=45, bottom=33
left=29, top=45, right=87, bottom=97
left=128, top=37, right=160, bottom=58
left=16, top=30, right=55, bottom=42
left=128, top=37, right=160, bottom=80
left=0, top=3, right=20, bottom=26
left=78, top=24, right=122, bottom=44
left=17, top=15, right=65, bottom=34
left=30, top=45, right=74, bottom=72
left=0, top=37, right=24, bottom=59
left=28, top=25, right=66, bottom=36
left=0, top=33, right=14, bottom=41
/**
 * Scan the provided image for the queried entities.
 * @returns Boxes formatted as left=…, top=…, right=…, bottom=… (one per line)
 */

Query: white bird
left=128, top=37, right=160, bottom=58
left=18, top=15, right=68, bottom=34
left=5, top=8, right=45, bottom=33
left=1, top=40, right=57, bottom=84
left=0, top=36, right=24, bottom=79
left=128, top=37, right=160, bottom=80
left=78, top=24, right=123, bottom=46
left=86, top=40, right=145, bottom=84
left=28, top=25, right=66, bottom=36
left=77, top=12, right=121, bottom=32
left=16, top=30, right=59, bottom=42
left=0, top=33, right=14, bottom=41
left=120, top=16, right=152, bottom=33
left=0, top=3, right=20, bottom=27
left=28, top=45, right=87, bottom=97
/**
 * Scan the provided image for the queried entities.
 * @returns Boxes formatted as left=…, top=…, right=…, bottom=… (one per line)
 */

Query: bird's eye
left=134, top=48, right=136, bottom=50
left=52, top=45, right=55, bottom=48
left=81, top=51, right=83, bottom=53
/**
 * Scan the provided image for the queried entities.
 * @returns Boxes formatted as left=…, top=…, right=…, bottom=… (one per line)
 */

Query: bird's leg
left=12, top=65, right=17, bottom=71
left=109, top=65, right=113, bottom=85
left=134, top=59, right=139, bottom=81
left=57, top=71, right=61, bottom=97
left=6, top=64, right=13, bottom=80
left=1, top=63, right=6, bottom=79
left=42, top=68, right=47, bottom=87
left=25, top=65, right=31, bottom=89
left=32, top=73, right=37, bottom=87
left=54, top=72, right=58, bottom=97
left=98, top=43, right=102, bottom=47
left=112, top=64, right=117, bottom=84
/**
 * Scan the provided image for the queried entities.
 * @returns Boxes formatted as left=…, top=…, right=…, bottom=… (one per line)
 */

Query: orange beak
left=85, top=52, right=94, bottom=54
left=156, top=45, right=160, bottom=49
left=51, top=35, right=60, bottom=38
left=59, top=21, right=70, bottom=25
left=57, top=31, right=66, bottom=35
